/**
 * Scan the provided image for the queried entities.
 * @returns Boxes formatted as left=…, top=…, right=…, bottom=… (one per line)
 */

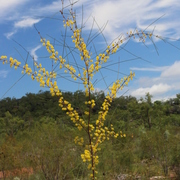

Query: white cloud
left=151, top=94, right=176, bottom=103
left=35, top=0, right=90, bottom=14
left=131, top=83, right=171, bottom=97
left=30, top=45, right=42, bottom=61
left=0, top=0, right=28, bottom=20
left=4, top=30, right=17, bottom=39
left=131, top=66, right=168, bottom=72
left=2, top=0, right=180, bottom=42
left=161, top=61, right=180, bottom=78
left=130, top=60, right=180, bottom=100
left=0, top=0, right=26, bottom=9
left=32, top=0, right=62, bottom=14
left=76, top=0, right=180, bottom=42
left=0, top=70, right=8, bottom=78
left=4, top=17, right=41, bottom=39
left=14, top=17, right=41, bottom=28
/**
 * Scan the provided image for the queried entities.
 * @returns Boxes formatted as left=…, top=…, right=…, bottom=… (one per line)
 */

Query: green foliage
left=0, top=111, right=24, bottom=137
left=0, top=91, right=180, bottom=179
left=25, top=124, right=86, bottom=179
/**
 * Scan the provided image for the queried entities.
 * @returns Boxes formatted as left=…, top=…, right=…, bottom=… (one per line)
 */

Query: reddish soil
left=0, top=167, right=33, bottom=179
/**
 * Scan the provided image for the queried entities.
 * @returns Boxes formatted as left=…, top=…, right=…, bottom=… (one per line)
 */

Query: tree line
left=0, top=91, right=180, bottom=179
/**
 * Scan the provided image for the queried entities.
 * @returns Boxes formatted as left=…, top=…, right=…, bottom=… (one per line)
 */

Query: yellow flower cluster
left=69, top=24, right=95, bottom=93
left=3, top=55, right=87, bottom=134
left=120, top=131, right=126, bottom=138
left=89, top=124, right=95, bottom=133
left=58, top=96, right=87, bottom=131
left=94, top=51, right=111, bottom=73
left=94, top=44, right=120, bottom=74
left=40, top=38, right=58, bottom=62
left=0, top=56, right=8, bottom=65
left=71, top=28, right=96, bottom=95
left=1, top=54, right=62, bottom=100
left=93, top=124, right=118, bottom=143
left=111, top=42, right=120, bottom=54
left=72, top=29, right=91, bottom=62
left=74, top=136, right=84, bottom=146
left=101, top=125, right=118, bottom=140
left=109, top=71, right=135, bottom=98
left=149, top=33, right=153, bottom=38
left=126, top=29, right=153, bottom=42
left=0, top=56, right=21, bottom=69
left=46, top=40, right=58, bottom=61
left=80, top=124, right=119, bottom=175
left=33, top=62, right=57, bottom=89
left=63, top=19, right=74, bottom=28
left=95, top=95, right=112, bottom=129
left=46, top=44, right=75, bottom=80
left=10, top=57, right=21, bottom=68
left=41, top=37, right=80, bottom=82
left=81, top=149, right=91, bottom=162
left=81, top=146, right=99, bottom=177
left=85, top=71, right=135, bottom=170
left=22, top=64, right=32, bottom=75
left=85, top=100, right=96, bottom=108
left=64, top=64, right=78, bottom=81
left=81, top=68, right=95, bottom=96
left=0, top=55, right=7, bottom=59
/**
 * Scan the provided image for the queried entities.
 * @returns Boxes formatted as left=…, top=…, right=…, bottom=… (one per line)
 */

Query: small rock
left=149, top=176, right=165, bottom=180
left=117, top=174, right=131, bottom=180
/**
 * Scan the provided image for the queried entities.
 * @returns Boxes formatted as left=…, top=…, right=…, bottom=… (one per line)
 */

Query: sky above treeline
left=0, top=0, right=180, bottom=102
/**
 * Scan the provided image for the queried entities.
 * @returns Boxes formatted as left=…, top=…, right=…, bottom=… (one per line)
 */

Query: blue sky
left=0, top=0, right=180, bottom=101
